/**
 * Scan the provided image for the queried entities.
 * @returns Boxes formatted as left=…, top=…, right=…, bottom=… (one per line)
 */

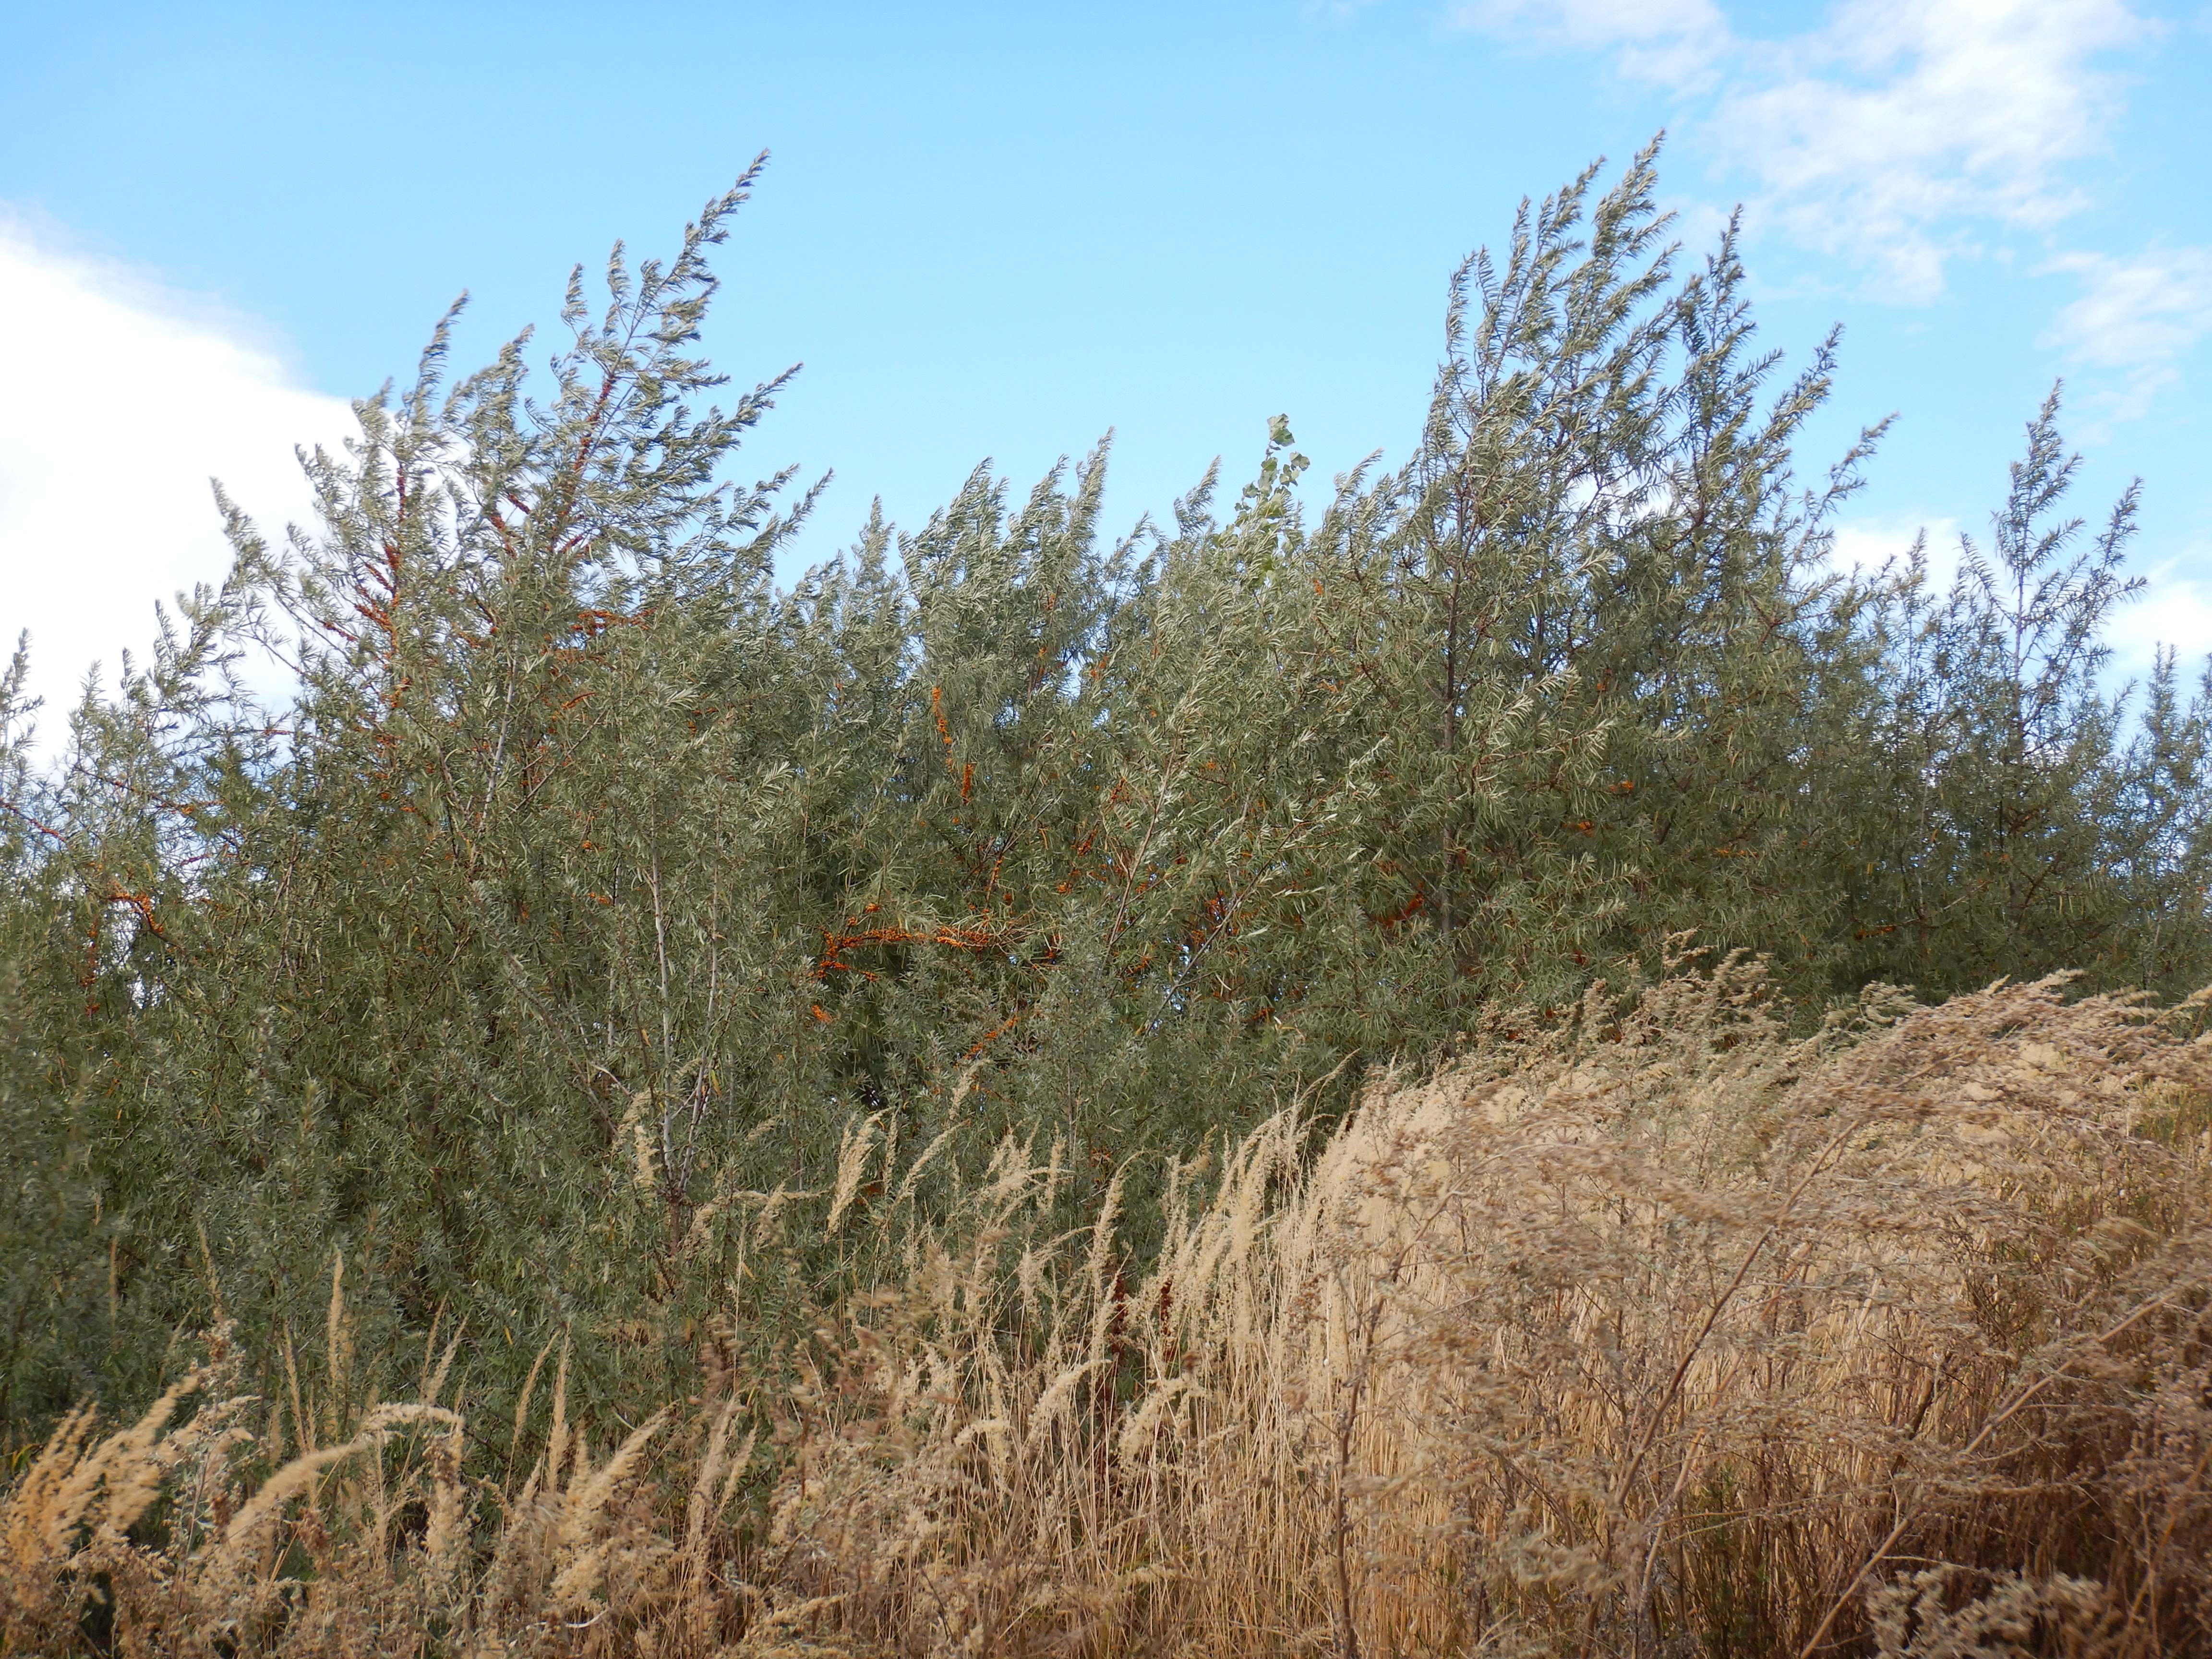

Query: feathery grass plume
left=725, top=957, right=2212, bottom=1657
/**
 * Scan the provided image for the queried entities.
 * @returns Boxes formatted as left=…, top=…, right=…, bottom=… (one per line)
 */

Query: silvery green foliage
left=2, top=150, right=2206, bottom=1442
left=1838, top=391, right=2212, bottom=996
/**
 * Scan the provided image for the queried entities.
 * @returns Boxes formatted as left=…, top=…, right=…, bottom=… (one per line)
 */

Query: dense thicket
left=10, top=970, right=2212, bottom=1656
left=4, top=150, right=2208, bottom=1448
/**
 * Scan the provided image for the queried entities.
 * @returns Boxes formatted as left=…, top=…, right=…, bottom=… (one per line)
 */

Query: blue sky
left=4, top=0, right=2209, bottom=730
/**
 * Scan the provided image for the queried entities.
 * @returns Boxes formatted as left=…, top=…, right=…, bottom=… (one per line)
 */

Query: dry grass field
left=8, top=959, right=2212, bottom=1658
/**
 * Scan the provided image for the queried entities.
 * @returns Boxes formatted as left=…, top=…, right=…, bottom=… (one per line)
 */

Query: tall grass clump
left=8, top=958, right=2210, bottom=1656
left=740, top=956, right=2212, bottom=1657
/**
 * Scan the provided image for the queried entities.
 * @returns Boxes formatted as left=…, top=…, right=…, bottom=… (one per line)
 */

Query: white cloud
left=1451, top=0, right=2151, bottom=301
left=1722, top=0, right=2147, bottom=299
left=1450, top=0, right=1731, bottom=83
left=0, top=216, right=352, bottom=750
left=1829, top=513, right=1966, bottom=588
left=2106, top=559, right=2212, bottom=677
left=2044, top=247, right=2212, bottom=418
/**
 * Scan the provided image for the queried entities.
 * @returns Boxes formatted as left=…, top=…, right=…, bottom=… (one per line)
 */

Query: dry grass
left=8, top=958, right=2212, bottom=1657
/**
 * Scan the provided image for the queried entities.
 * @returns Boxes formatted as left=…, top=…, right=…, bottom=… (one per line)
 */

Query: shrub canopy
left=4, top=149, right=2208, bottom=1441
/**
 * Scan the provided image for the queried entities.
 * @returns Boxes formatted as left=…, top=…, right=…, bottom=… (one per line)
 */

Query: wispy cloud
left=1446, top=0, right=2212, bottom=434
left=2044, top=247, right=2212, bottom=418
left=1449, top=0, right=1731, bottom=84
left=1450, top=0, right=2151, bottom=301
left=1720, top=0, right=2147, bottom=299
left=0, top=216, right=351, bottom=746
